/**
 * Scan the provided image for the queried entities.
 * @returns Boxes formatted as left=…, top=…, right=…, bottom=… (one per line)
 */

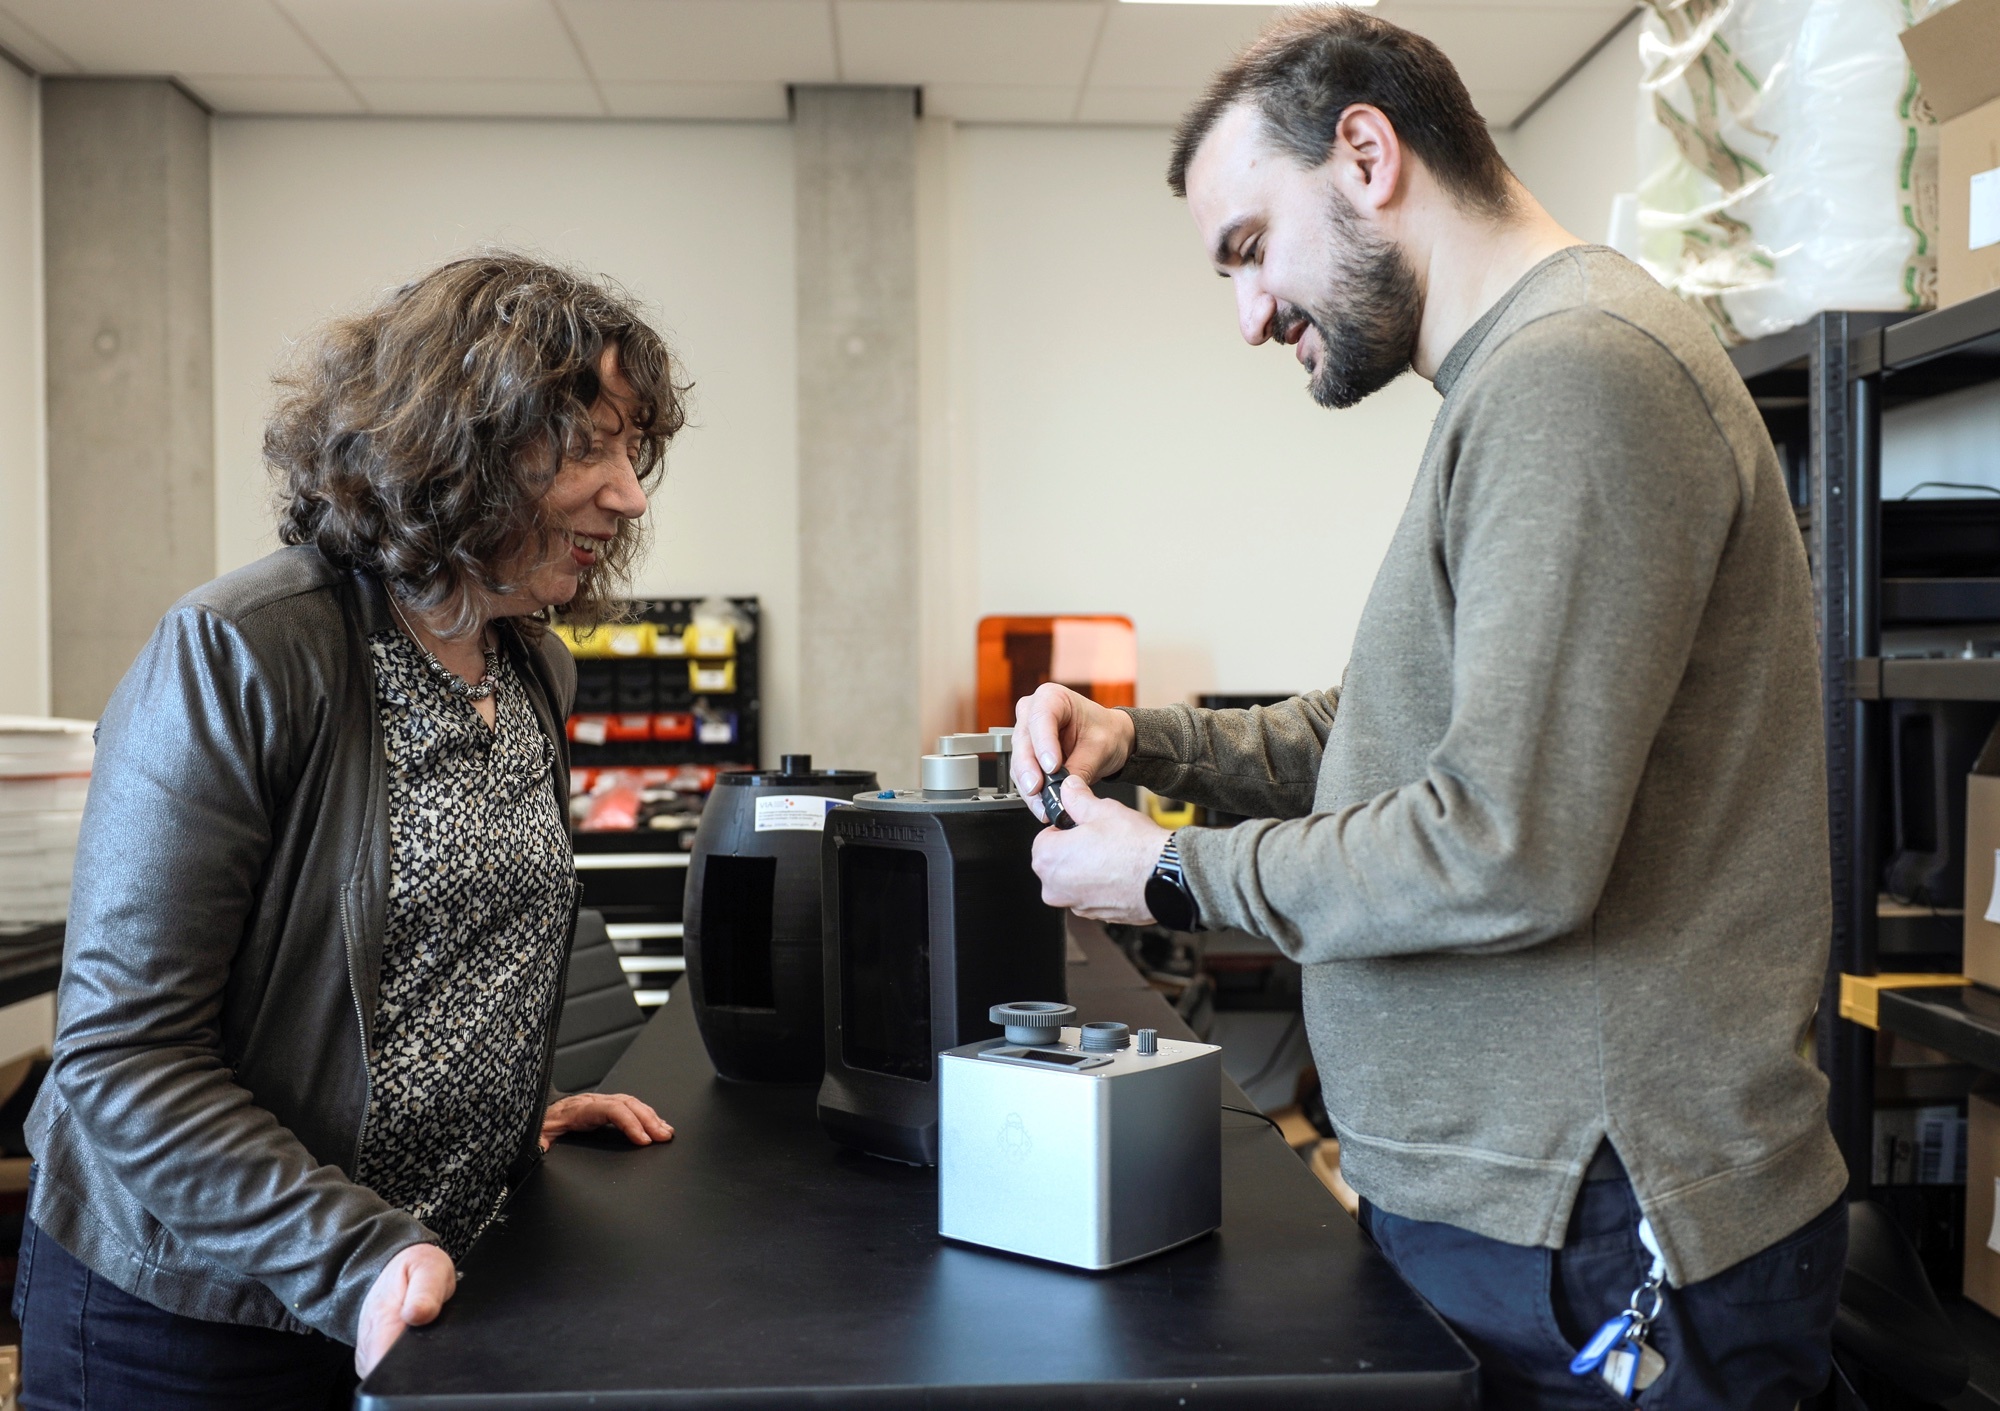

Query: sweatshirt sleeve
left=1113, top=694, right=1339, bottom=820
left=1177, top=311, right=1742, bottom=963
left=49, top=605, right=434, bottom=1342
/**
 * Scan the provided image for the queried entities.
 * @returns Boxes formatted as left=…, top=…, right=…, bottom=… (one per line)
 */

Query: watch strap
left=1146, top=831, right=1200, bottom=932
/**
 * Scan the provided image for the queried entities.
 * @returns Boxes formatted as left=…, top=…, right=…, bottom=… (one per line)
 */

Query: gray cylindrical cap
left=1080, top=1021, right=1129, bottom=1052
left=1136, top=1028, right=1158, bottom=1055
left=920, top=753, right=979, bottom=796
left=991, top=1001, right=1075, bottom=1046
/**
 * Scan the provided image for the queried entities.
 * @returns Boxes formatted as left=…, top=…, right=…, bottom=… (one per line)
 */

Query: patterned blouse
left=354, top=629, right=575, bottom=1259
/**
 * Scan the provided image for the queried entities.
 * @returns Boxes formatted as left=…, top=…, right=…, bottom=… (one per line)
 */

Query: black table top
left=359, top=926, right=1477, bottom=1409
left=0, top=923, right=63, bottom=1011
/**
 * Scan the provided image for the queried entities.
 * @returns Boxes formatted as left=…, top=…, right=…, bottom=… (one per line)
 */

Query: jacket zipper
left=341, top=887, right=375, bottom=1171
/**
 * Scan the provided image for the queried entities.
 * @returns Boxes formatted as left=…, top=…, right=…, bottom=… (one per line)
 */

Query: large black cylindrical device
left=817, top=730, right=1067, bottom=1165
left=686, top=755, right=878, bottom=1082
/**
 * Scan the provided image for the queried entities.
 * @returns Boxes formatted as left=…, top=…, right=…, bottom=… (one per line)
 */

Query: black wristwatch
left=1145, top=831, right=1201, bottom=933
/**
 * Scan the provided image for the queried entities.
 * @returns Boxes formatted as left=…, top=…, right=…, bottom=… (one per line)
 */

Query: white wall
left=210, top=117, right=802, bottom=753
left=0, top=60, right=47, bottom=719
left=0, top=59, right=53, bottom=1056
left=950, top=124, right=1440, bottom=710
left=1497, top=23, right=1646, bottom=245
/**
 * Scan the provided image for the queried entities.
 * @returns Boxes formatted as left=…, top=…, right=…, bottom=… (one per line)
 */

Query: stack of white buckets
left=0, top=717, right=94, bottom=927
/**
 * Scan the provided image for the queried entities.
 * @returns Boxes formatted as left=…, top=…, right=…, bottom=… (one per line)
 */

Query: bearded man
left=1011, top=11, right=1847, bottom=1409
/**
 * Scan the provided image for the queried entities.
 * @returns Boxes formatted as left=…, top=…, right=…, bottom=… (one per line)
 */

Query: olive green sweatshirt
left=1117, top=246, right=1844, bottom=1287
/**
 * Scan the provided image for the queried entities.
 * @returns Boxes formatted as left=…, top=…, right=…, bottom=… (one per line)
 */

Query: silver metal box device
left=938, top=1002, right=1222, bottom=1270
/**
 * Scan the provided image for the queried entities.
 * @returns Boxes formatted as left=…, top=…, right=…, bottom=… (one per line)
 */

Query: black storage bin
left=683, top=755, right=876, bottom=1082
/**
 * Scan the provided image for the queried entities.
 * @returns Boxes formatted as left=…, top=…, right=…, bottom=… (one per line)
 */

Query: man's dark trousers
left=1360, top=1157, right=1845, bottom=1409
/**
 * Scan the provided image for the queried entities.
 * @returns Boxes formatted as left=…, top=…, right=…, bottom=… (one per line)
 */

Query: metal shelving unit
left=566, top=597, right=761, bottom=1010
left=1732, top=289, right=2000, bottom=1375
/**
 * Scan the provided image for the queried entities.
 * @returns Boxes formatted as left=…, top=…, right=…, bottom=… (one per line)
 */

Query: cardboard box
left=1967, top=1092, right=2000, bottom=1318
left=1963, top=723, right=2000, bottom=989
left=1902, top=0, right=2000, bottom=308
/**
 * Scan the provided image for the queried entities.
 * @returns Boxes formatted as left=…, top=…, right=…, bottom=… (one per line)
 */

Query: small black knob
left=780, top=753, right=812, bottom=776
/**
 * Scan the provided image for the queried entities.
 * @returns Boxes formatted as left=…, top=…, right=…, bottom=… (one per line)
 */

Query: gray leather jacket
left=25, top=547, right=577, bottom=1342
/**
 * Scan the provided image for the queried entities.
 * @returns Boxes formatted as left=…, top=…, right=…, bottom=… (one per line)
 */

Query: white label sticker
left=697, top=721, right=733, bottom=745
left=1972, top=167, right=2000, bottom=253
left=755, top=795, right=837, bottom=832
left=572, top=717, right=607, bottom=746
left=1985, top=849, right=2000, bottom=924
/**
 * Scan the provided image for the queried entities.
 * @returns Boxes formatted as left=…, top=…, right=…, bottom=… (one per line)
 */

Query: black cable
left=1898, top=481, right=2000, bottom=499
left=1222, top=1103, right=1286, bottom=1136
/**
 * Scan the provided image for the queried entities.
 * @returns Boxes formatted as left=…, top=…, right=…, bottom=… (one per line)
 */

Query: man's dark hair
left=1168, top=8, right=1514, bottom=217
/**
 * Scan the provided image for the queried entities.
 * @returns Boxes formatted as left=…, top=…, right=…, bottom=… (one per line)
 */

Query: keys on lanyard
left=1569, top=1217, right=1670, bottom=1400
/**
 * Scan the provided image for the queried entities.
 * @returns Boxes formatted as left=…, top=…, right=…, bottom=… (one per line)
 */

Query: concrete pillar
left=794, top=86, right=923, bottom=785
left=42, top=79, right=213, bottom=721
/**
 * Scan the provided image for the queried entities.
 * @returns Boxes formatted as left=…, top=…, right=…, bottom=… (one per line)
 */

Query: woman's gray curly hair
left=265, top=253, right=688, bottom=637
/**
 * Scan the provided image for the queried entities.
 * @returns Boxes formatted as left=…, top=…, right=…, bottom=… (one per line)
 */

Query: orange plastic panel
left=976, top=615, right=1136, bottom=732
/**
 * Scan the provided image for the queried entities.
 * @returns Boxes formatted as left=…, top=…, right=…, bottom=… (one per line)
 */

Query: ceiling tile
left=1393, top=0, right=1632, bottom=10
left=1, top=0, right=331, bottom=77
left=1476, top=89, right=1541, bottom=124
left=923, top=82, right=1076, bottom=122
left=1373, top=3, right=1626, bottom=110
left=561, top=0, right=836, bottom=84
left=837, top=0, right=1104, bottom=87
left=279, top=0, right=589, bottom=81
left=350, top=77, right=606, bottom=116
left=0, top=6, right=77, bottom=71
left=1074, top=84, right=1196, bottom=125
left=1087, top=3, right=1282, bottom=90
left=183, top=74, right=363, bottom=112
left=601, top=80, right=791, bottom=119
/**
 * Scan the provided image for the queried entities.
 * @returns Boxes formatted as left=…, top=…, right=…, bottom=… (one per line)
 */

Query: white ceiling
left=0, top=0, right=1635, bottom=129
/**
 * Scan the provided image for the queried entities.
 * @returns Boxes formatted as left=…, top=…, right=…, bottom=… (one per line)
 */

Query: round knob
left=1136, top=1028, right=1158, bottom=1056
left=990, top=1001, right=1075, bottom=1046
left=780, top=753, right=812, bottom=775
left=920, top=753, right=979, bottom=797
left=1080, top=1021, right=1129, bottom=1052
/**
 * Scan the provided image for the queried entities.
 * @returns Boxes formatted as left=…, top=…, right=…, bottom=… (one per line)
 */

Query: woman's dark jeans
left=14, top=1217, right=358, bottom=1411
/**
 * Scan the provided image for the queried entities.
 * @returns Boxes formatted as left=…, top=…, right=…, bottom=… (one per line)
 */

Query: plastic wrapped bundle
left=1626, top=0, right=1943, bottom=341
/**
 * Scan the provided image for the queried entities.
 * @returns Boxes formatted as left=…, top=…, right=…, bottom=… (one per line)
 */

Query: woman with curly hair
left=17, top=254, right=686, bottom=1410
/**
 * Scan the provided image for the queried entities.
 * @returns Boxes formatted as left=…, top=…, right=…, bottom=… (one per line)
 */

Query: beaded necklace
left=390, top=597, right=502, bottom=703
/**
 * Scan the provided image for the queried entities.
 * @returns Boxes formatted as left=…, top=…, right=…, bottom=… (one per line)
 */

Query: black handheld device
left=1040, top=766, right=1077, bottom=830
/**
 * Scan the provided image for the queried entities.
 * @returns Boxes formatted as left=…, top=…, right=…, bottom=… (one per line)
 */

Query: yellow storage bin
left=683, top=623, right=736, bottom=658
left=690, top=660, right=736, bottom=694
left=550, top=622, right=653, bottom=659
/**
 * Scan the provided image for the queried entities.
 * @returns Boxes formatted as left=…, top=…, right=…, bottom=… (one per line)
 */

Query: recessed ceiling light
left=1119, top=0, right=1379, bottom=7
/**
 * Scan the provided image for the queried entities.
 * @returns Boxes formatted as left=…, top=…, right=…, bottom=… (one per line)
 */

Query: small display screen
left=838, top=845, right=933, bottom=1083
left=1005, top=1049, right=1091, bottom=1066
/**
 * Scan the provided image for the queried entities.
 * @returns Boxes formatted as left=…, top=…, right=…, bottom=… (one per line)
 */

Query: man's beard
left=1278, top=193, right=1421, bottom=410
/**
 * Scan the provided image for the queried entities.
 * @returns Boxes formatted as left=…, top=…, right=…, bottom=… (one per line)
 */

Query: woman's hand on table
left=540, top=1092, right=674, bottom=1151
left=355, top=1242, right=457, bottom=1377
